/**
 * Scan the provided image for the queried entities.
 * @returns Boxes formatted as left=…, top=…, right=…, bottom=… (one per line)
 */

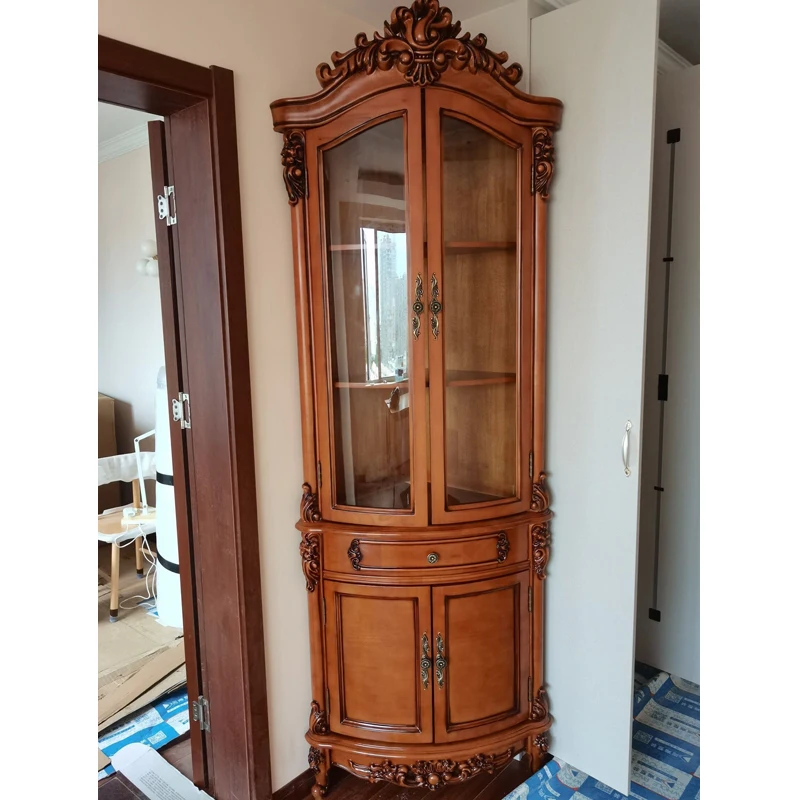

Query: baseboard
left=273, top=768, right=315, bottom=800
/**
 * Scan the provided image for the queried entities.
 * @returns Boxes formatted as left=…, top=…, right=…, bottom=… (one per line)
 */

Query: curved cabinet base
left=307, top=718, right=551, bottom=792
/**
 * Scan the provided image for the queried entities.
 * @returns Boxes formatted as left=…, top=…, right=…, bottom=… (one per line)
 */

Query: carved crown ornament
left=316, top=1, right=523, bottom=90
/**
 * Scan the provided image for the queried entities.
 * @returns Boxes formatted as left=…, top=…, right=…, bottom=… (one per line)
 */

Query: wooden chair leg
left=135, top=536, right=144, bottom=577
left=109, top=542, right=120, bottom=622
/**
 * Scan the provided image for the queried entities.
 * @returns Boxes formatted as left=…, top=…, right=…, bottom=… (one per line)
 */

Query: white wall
left=98, top=142, right=165, bottom=452
left=97, top=1, right=384, bottom=787
left=636, top=66, right=699, bottom=684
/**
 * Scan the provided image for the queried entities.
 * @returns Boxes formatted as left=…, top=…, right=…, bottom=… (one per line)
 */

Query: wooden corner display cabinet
left=271, top=2, right=561, bottom=793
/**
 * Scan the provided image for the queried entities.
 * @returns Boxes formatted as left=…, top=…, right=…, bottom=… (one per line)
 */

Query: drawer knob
left=427, top=552, right=439, bottom=564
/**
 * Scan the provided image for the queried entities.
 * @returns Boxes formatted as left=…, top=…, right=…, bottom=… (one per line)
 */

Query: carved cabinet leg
left=309, top=747, right=328, bottom=799
left=527, top=732, right=550, bottom=773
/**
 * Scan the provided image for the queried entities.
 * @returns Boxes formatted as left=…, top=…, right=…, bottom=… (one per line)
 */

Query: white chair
left=98, top=452, right=157, bottom=622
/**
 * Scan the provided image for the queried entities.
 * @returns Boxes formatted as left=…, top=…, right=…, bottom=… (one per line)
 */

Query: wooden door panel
left=432, top=572, right=529, bottom=742
left=325, top=582, right=433, bottom=743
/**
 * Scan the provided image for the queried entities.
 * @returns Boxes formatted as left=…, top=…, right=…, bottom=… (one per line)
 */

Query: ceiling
left=98, top=103, right=161, bottom=146
left=321, top=0, right=699, bottom=65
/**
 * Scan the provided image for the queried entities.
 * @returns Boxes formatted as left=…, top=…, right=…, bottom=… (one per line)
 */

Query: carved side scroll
left=301, top=482, right=322, bottom=523
left=532, top=127, right=555, bottom=200
left=309, top=700, right=329, bottom=735
left=309, top=746, right=322, bottom=773
left=531, top=686, right=549, bottom=722
left=532, top=523, right=551, bottom=580
left=316, top=1, right=522, bottom=90
left=300, top=531, right=321, bottom=592
left=531, top=472, right=550, bottom=513
left=281, top=130, right=306, bottom=205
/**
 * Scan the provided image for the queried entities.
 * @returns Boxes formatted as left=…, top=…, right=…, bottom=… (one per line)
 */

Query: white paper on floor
left=111, top=743, right=214, bottom=799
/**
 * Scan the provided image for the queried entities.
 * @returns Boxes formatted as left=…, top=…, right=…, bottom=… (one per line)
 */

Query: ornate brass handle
left=435, top=632, right=447, bottom=689
left=421, top=632, right=432, bottom=690
left=412, top=273, right=424, bottom=340
left=430, top=273, right=442, bottom=339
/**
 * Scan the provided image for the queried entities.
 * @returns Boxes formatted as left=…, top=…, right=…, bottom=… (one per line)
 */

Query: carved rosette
left=531, top=472, right=550, bottom=513
left=348, top=539, right=363, bottom=571
left=532, top=127, right=555, bottom=201
left=496, top=531, right=510, bottom=563
left=309, top=746, right=323, bottom=774
left=316, top=1, right=522, bottom=90
left=532, top=523, right=551, bottom=580
left=301, top=482, right=322, bottom=523
left=281, top=131, right=306, bottom=205
left=309, top=700, right=329, bottom=735
left=348, top=748, right=513, bottom=789
left=300, top=531, right=321, bottom=592
left=534, top=733, right=550, bottom=756
left=531, top=686, right=549, bottom=722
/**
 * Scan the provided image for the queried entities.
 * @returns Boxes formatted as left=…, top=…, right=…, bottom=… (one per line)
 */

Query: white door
left=529, top=0, right=659, bottom=793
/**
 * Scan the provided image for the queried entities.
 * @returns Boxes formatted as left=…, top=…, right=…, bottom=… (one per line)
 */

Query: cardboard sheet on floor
left=111, top=743, right=212, bottom=799
left=98, top=687, right=190, bottom=781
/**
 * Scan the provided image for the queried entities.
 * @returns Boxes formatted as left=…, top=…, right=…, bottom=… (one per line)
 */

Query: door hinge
left=171, top=392, right=191, bottom=429
left=317, top=461, right=322, bottom=488
left=528, top=585, right=533, bottom=613
left=528, top=676, right=533, bottom=702
left=192, top=696, right=210, bottom=732
left=157, top=185, right=177, bottom=226
left=529, top=451, right=533, bottom=479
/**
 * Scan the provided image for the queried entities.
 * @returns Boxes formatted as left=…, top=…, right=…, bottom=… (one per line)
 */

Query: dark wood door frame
left=99, top=35, right=271, bottom=800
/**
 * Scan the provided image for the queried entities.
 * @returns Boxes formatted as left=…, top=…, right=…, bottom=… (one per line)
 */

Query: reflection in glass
left=441, top=116, right=519, bottom=507
left=323, top=118, right=412, bottom=510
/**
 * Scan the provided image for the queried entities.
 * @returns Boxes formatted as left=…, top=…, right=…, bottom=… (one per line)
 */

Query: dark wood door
left=432, top=571, right=530, bottom=742
left=325, top=581, right=433, bottom=743
left=425, top=90, right=534, bottom=525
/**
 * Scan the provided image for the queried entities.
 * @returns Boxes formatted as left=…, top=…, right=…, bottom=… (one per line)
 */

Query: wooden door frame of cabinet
left=99, top=36, right=270, bottom=800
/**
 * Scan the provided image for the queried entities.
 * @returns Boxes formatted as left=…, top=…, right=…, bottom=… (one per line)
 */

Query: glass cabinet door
left=307, top=93, right=428, bottom=524
left=426, top=95, right=534, bottom=523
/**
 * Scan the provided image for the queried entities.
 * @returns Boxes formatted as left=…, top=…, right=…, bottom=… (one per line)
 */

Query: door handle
left=412, top=273, right=424, bottom=340
left=430, top=273, right=442, bottom=339
left=435, top=632, right=447, bottom=689
left=420, top=632, right=432, bottom=690
left=622, top=420, right=632, bottom=477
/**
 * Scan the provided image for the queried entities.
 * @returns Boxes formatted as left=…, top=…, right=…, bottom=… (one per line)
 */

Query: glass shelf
left=445, top=370, right=515, bottom=387
left=444, top=241, right=515, bottom=254
left=334, top=378, right=408, bottom=389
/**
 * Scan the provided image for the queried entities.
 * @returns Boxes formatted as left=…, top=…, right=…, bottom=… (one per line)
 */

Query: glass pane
left=441, top=116, right=518, bottom=506
left=323, top=118, right=412, bottom=510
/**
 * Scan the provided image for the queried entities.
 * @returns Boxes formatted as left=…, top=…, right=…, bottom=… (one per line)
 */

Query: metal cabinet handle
left=420, top=632, right=432, bottom=690
left=622, top=420, right=632, bottom=477
left=427, top=552, right=439, bottom=564
left=412, top=273, right=424, bottom=340
left=430, top=273, right=442, bottom=339
left=435, top=632, right=447, bottom=689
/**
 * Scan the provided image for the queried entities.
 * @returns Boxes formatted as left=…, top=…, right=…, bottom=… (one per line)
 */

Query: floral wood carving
left=531, top=472, right=550, bottom=512
left=301, top=482, right=322, bottom=523
left=348, top=539, right=363, bottom=571
left=281, top=131, right=306, bottom=205
left=534, top=733, right=550, bottom=756
left=496, top=531, right=510, bottom=563
left=532, top=127, right=555, bottom=201
left=309, top=746, right=323, bottom=774
left=300, top=531, right=321, bottom=592
left=316, top=1, right=522, bottom=90
left=309, top=700, right=329, bottom=735
left=531, top=686, right=549, bottom=722
left=532, top=523, right=551, bottom=580
left=348, top=748, right=513, bottom=789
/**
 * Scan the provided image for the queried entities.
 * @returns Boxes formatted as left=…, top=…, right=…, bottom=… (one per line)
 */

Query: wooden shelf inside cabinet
left=444, top=241, right=516, bottom=254
left=334, top=379, right=408, bottom=389
left=445, top=371, right=516, bottom=387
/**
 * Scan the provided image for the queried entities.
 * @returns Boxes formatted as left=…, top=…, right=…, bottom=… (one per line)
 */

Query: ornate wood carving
left=348, top=747, right=513, bottom=789
left=309, top=746, right=323, bottom=774
left=534, top=733, right=550, bottom=756
left=309, top=700, right=329, bottom=735
left=301, top=481, right=322, bottom=523
left=281, top=131, right=306, bottom=205
left=531, top=686, right=549, bottom=722
left=316, top=1, right=522, bottom=90
left=348, top=539, right=363, bottom=570
left=531, top=471, right=550, bottom=512
left=532, top=127, right=555, bottom=201
left=532, top=523, right=551, bottom=580
left=300, top=531, right=321, bottom=592
left=496, top=531, right=510, bottom=563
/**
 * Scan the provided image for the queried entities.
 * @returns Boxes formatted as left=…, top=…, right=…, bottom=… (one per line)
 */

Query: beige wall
left=98, top=142, right=164, bottom=452
left=98, top=0, right=374, bottom=787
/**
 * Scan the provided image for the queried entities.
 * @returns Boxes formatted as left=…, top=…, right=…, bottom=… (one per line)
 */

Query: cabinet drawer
left=323, top=525, right=527, bottom=575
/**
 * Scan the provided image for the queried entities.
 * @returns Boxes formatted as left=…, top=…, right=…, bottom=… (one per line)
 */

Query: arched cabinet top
left=270, top=0, right=563, bottom=132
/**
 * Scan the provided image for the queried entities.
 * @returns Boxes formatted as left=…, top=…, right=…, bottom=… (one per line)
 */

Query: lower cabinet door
left=432, top=571, right=530, bottom=742
left=325, top=581, right=434, bottom=743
